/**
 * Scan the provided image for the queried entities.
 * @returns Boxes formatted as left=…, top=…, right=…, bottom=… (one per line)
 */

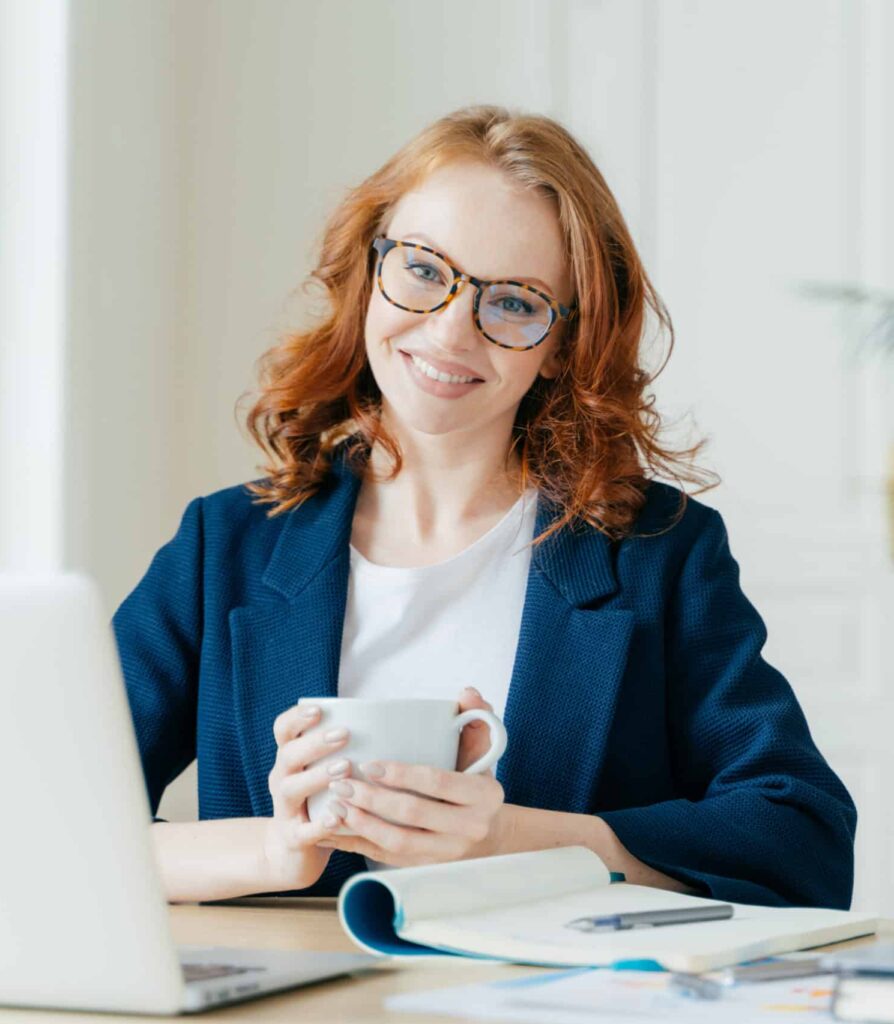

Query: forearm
left=150, top=818, right=277, bottom=903
left=491, top=804, right=699, bottom=894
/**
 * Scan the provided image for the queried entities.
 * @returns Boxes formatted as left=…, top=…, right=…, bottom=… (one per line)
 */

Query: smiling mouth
left=399, top=350, right=484, bottom=384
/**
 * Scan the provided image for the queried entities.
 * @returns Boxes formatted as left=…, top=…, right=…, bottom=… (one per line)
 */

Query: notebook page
left=399, top=883, right=877, bottom=971
left=376, top=846, right=612, bottom=923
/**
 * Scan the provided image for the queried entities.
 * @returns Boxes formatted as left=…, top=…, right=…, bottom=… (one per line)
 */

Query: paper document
left=385, top=967, right=839, bottom=1023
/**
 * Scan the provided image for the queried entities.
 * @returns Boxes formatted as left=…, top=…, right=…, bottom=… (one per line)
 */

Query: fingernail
left=360, top=761, right=385, bottom=778
left=326, top=758, right=350, bottom=777
left=300, top=705, right=320, bottom=718
left=327, top=800, right=347, bottom=819
left=321, top=814, right=339, bottom=828
left=464, top=687, right=481, bottom=698
left=324, top=727, right=349, bottom=743
left=329, top=779, right=353, bottom=797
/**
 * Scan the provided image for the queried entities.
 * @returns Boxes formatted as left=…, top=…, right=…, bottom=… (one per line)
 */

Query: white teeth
left=410, top=353, right=478, bottom=385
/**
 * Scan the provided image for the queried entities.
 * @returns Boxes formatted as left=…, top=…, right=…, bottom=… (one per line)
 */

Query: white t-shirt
left=337, top=489, right=539, bottom=723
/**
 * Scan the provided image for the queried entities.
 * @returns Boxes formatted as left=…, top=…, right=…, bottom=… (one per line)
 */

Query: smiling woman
left=239, top=107, right=715, bottom=545
left=111, top=105, right=856, bottom=910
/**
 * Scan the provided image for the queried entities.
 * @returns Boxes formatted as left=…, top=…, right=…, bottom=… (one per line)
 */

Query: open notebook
left=337, top=846, right=876, bottom=973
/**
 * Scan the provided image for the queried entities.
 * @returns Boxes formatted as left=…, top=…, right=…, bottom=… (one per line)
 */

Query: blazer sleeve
left=599, top=507, right=857, bottom=908
left=110, top=496, right=204, bottom=818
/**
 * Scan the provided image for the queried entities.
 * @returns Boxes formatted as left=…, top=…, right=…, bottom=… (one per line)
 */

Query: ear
left=536, top=320, right=567, bottom=380
left=538, top=347, right=562, bottom=380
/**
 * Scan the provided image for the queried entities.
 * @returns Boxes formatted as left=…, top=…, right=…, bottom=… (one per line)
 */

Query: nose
left=427, top=280, right=479, bottom=352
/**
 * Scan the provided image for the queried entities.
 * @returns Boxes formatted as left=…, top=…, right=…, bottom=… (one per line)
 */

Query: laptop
left=0, top=572, right=378, bottom=1014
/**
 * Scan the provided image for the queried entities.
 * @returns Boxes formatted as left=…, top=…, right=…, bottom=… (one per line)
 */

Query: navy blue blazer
left=111, top=442, right=856, bottom=907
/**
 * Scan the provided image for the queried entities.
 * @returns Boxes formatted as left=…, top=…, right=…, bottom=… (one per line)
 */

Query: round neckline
left=349, top=489, right=537, bottom=573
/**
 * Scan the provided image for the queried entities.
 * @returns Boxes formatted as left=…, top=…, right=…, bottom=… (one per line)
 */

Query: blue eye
left=493, top=295, right=536, bottom=316
left=403, top=260, right=444, bottom=285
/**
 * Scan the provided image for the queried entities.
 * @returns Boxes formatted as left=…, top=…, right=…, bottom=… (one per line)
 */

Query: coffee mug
left=296, top=697, right=508, bottom=835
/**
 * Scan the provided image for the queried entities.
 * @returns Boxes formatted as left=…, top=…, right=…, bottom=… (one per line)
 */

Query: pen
left=669, top=972, right=724, bottom=1000
left=565, top=904, right=734, bottom=932
left=717, top=958, right=828, bottom=985
left=667, top=957, right=828, bottom=1001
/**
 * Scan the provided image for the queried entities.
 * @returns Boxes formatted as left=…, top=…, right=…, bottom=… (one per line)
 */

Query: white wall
left=6, top=0, right=890, bottom=909
left=0, top=0, right=68, bottom=569
left=65, top=0, right=183, bottom=600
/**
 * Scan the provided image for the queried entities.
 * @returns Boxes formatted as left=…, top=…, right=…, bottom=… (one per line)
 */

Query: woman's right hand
left=263, top=703, right=352, bottom=891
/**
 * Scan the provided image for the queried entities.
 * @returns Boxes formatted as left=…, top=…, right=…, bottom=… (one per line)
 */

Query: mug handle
left=453, top=709, right=508, bottom=774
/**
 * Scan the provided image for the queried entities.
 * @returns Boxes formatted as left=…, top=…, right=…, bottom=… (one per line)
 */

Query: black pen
left=565, top=904, right=734, bottom=932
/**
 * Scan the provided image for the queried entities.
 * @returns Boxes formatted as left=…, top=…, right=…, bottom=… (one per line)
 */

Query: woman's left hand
left=316, top=687, right=507, bottom=866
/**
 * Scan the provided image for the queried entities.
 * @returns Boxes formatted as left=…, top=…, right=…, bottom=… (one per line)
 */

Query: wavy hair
left=238, top=104, right=720, bottom=544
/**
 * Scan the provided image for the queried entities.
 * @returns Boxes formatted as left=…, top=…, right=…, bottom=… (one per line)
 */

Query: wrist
left=586, top=815, right=626, bottom=870
left=489, top=802, right=518, bottom=857
left=588, top=816, right=701, bottom=894
left=467, top=802, right=517, bottom=860
left=259, top=818, right=320, bottom=893
left=479, top=805, right=624, bottom=866
left=258, top=818, right=286, bottom=889
left=152, top=818, right=288, bottom=902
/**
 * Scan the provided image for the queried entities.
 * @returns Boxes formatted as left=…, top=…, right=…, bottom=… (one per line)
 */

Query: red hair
left=238, top=104, right=719, bottom=544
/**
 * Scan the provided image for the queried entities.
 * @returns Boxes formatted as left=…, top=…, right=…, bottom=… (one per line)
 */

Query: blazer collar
left=262, top=443, right=620, bottom=609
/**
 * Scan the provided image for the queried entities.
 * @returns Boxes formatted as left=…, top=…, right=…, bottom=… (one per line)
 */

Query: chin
left=388, top=405, right=471, bottom=438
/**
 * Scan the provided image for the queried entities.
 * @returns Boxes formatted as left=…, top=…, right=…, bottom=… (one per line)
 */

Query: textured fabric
left=339, top=487, right=537, bottom=723
left=111, top=441, right=856, bottom=907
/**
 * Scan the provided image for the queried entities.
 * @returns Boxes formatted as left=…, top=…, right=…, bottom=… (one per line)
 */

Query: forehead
left=384, top=161, right=572, bottom=301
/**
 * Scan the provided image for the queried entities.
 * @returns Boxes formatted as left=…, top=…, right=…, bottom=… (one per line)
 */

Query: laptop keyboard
left=182, top=963, right=267, bottom=984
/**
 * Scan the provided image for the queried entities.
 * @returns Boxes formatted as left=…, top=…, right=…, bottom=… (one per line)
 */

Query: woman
left=112, top=105, right=856, bottom=908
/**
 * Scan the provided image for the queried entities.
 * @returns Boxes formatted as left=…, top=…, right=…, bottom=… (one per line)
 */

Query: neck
left=358, top=413, right=526, bottom=543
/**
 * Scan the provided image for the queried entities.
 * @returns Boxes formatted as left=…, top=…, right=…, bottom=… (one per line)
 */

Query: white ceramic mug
left=297, top=697, right=508, bottom=835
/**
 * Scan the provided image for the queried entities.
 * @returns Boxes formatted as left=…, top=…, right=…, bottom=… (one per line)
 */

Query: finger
left=456, top=688, right=498, bottom=773
left=275, top=724, right=350, bottom=775
left=457, top=686, right=493, bottom=719
left=272, top=703, right=322, bottom=747
left=339, top=802, right=450, bottom=861
left=457, top=721, right=495, bottom=774
left=280, top=803, right=348, bottom=851
left=268, top=728, right=350, bottom=817
left=328, top=776, right=474, bottom=836
left=316, top=835, right=399, bottom=864
left=268, top=729, right=350, bottom=818
left=276, top=758, right=352, bottom=817
left=359, top=760, right=499, bottom=808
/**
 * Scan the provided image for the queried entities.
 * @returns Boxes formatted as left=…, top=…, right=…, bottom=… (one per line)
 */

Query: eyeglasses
left=370, top=236, right=577, bottom=351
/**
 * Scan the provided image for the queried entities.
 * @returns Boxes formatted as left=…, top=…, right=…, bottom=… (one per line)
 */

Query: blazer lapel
left=496, top=499, right=635, bottom=814
left=230, top=458, right=362, bottom=816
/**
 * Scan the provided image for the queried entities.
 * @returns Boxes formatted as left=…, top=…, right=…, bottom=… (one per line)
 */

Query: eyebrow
left=401, top=232, right=559, bottom=297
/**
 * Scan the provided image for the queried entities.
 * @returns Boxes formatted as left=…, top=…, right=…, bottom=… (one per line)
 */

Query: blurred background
left=1, top=0, right=891, bottom=911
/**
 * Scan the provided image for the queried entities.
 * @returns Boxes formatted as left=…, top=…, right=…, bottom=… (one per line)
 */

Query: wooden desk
left=2, top=900, right=889, bottom=1023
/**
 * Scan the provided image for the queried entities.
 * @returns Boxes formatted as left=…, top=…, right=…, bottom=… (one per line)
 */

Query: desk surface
left=4, top=900, right=890, bottom=1023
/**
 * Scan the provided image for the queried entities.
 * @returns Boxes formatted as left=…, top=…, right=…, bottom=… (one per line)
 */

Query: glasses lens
left=478, top=282, right=553, bottom=348
left=380, top=244, right=452, bottom=312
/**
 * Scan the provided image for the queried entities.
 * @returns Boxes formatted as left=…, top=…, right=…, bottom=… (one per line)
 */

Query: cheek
left=501, top=350, right=553, bottom=394
left=365, top=295, right=418, bottom=356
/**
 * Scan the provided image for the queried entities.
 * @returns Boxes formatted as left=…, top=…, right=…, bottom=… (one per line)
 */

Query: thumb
left=458, top=685, right=492, bottom=717
left=456, top=686, right=495, bottom=773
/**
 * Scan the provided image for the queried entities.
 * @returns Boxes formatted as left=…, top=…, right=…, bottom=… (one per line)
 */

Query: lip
left=398, top=349, right=484, bottom=382
left=400, top=350, right=483, bottom=399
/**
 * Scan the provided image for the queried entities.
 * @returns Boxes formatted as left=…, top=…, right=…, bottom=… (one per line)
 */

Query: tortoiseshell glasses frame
left=370, top=236, right=578, bottom=351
